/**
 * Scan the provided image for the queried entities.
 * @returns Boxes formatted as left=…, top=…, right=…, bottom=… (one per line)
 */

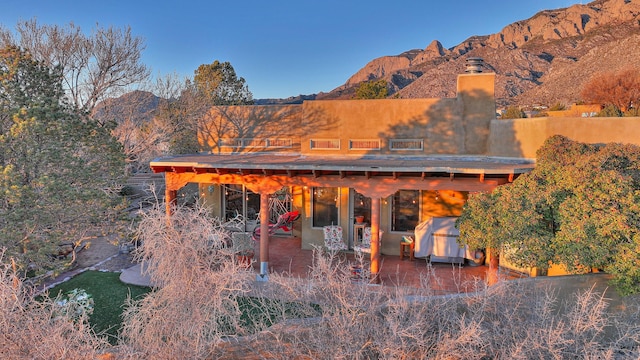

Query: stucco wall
left=457, top=73, right=496, bottom=154
left=199, top=73, right=497, bottom=157
left=300, top=98, right=464, bottom=155
left=488, top=116, right=640, bottom=159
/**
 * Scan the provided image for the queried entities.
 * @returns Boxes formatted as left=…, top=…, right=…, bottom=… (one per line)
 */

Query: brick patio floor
left=249, top=236, right=528, bottom=294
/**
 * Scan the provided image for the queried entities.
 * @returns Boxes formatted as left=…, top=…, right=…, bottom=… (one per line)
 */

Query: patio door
left=223, top=185, right=293, bottom=235
left=223, top=184, right=260, bottom=231
left=349, top=189, right=371, bottom=249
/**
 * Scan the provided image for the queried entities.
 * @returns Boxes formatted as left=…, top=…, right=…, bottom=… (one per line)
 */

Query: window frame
left=311, top=187, right=340, bottom=228
left=389, top=189, right=421, bottom=233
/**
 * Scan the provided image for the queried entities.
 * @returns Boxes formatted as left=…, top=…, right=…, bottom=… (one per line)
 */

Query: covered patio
left=151, top=153, right=535, bottom=283
left=230, top=234, right=528, bottom=294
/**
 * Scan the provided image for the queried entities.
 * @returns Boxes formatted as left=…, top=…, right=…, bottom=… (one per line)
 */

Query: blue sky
left=1, top=1, right=578, bottom=99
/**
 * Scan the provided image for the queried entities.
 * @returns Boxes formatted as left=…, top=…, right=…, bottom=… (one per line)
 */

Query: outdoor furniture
left=400, top=236, right=415, bottom=261
left=352, top=222, right=367, bottom=249
left=252, top=210, right=300, bottom=241
left=354, top=227, right=384, bottom=255
left=414, top=217, right=473, bottom=264
left=353, top=226, right=372, bottom=254
left=323, top=225, right=347, bottom=251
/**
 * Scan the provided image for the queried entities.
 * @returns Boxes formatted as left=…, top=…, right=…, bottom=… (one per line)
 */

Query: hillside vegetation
left=317, top=0, right=640, bottom=108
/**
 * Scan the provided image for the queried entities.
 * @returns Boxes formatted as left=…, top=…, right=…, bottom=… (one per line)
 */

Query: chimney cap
left=465, top=57, right=484, bottom=73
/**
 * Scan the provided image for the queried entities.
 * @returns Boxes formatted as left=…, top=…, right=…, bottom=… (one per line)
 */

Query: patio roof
left=150, top=152, right=536, bottom=181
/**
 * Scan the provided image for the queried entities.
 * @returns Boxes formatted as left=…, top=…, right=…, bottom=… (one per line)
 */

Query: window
left=223, top=184, right=260, bottom=224
left=353, top=190, right=371, bottom=224
left=218, top=138, right=292, bottom=149
left=389, top=139, right=424, bottom=151
left=310, top=139, right=340, bottom=150
left=349, top=139, right=380, bottom=150
left=312, top=187, right=339, bottom=227
left=267, top=138, right=293, bottom=148
left=391, top=190, right=420, bottom=232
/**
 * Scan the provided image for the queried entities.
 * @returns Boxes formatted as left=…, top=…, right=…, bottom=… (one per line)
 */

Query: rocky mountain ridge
left=317, top=0, right=640, bottom=107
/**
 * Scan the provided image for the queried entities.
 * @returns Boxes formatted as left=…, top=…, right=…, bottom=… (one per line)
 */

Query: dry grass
left=0, top=254, right=111, bottom=359
left=3, top=205, right=640, bottom=359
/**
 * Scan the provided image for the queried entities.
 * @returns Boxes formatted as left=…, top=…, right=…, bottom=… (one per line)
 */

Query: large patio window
left=223, top=184, right=260, bottom=223
left=312, top=187, right=339, bottom=227
left=391, top=190, right=420, bottom=232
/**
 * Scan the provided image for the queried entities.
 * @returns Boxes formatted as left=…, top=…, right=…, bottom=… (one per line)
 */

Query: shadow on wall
left=198, top=104, right=339, bottom=154
left=379, top=98, right=463, bottom=155
left=373, top=88, right=523, bottom=156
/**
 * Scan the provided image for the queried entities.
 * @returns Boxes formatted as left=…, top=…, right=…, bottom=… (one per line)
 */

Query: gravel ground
left=73, top=233, right=136, bottom=272
left=41, top=233, right=138, bottom=291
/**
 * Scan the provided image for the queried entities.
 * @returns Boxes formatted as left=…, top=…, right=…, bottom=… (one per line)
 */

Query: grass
left=47, top=270, right=321, bottom=344
left=47, top=270, right=151, bottom=343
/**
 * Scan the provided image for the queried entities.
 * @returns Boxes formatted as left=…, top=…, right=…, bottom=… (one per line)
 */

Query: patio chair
left=354, top=226, right=372, bottom=254
left=323, top=225, right=347, bottom=251
left=354, top=227, right=384, bottom=255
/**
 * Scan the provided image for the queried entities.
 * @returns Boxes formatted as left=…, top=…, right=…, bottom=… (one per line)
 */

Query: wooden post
left=370, top=197, right=381, bottom=283
left=257, top=192, right=270, bottom=281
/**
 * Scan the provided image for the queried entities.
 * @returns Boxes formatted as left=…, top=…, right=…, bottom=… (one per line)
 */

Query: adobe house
left=150, top=60, right=536, bottom=281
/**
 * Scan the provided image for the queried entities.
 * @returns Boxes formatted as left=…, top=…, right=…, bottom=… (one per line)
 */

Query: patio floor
left=250, top=236, right=528, bottom=294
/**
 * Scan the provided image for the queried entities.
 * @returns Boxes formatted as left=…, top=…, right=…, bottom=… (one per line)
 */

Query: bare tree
left=0, top=18, right=149, bottom=114
left=581, top=68, right=640, bottom=113
left=118, top=206, right=640, bottom=359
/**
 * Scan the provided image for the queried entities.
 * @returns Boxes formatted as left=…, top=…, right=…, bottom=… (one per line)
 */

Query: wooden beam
left=339, top=170, right=346, bottom=179
left=312, top=169, right=320, bottom=178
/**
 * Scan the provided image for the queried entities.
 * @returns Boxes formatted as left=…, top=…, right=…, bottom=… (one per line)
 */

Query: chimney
left=465, top=57, right=484, bottom=73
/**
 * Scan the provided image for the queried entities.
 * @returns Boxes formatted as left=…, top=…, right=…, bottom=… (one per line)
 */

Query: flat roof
left=150, top=153, right=535, bottom=178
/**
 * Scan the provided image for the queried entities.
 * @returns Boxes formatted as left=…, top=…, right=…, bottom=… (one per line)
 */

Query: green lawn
left=47, top=270, right=151, bottom=343
left=48, top=271, right=321, bottom=344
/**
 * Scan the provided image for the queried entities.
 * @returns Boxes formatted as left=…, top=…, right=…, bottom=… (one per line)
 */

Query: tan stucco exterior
left=154, top=69, right=640, bottom=280
left=200, top=73, right=497, bottom=157
left=489, top=116, right=640, bottom=158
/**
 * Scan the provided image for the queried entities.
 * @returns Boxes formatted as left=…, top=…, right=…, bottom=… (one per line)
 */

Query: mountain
left=316, top=0, right=640, bottom=107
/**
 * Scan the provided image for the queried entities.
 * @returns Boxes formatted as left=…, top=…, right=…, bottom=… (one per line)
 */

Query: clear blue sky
left=1, top=0, right=578, bottom=99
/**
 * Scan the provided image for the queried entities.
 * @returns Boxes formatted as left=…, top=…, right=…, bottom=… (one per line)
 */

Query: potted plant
left=231, top=232, right=255, bottom=266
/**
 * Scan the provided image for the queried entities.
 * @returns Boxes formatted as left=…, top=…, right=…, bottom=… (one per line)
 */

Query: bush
left=501, top=105, right=527, bottom=119
left=0, top=253, right=110, bottom=358
left=597, top=104, right=623, bottom=117
left=116, top=206, right=640, bottom=358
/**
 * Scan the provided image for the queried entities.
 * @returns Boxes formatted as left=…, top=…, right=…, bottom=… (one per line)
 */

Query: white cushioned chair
left=323, top=225, right=347, bottom=251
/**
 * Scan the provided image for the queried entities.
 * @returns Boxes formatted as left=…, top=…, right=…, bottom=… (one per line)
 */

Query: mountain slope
left=318, top=0, right=640, bottom=107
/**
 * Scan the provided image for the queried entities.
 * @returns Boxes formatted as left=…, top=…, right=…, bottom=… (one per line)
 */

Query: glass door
left=224, top=185, right=293, bottom=235
left=223, top=184, right=260, bottom=232
left=349, top=189, right=371, bottom=249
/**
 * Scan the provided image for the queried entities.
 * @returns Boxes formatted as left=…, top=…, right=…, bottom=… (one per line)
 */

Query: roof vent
left=465, top=57, right=484, bottom=73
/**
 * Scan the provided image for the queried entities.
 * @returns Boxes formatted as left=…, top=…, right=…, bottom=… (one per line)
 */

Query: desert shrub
left=597, top=104, right=623, bottom=117
left=501, top=105, right=527, bottom=119
left=116, top=205, right=640, bottom=359
left=0, top=253, right=111, bottom=359
left=118, top=205, right=322, bottom=358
